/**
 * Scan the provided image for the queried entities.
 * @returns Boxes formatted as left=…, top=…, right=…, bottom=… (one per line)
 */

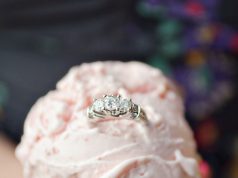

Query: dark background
left=0, top=0, right=155, bottom=141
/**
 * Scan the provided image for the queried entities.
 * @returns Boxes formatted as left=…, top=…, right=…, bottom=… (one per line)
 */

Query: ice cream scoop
left=16, top=61, right=200, bottom=178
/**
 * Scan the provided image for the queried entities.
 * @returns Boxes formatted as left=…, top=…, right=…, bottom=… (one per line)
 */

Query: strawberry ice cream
left=16, top=61, right=201, bottom=178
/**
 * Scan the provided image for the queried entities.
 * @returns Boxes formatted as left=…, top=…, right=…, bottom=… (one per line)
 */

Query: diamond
left=104, top=96, right=120, bottom=111
left=120, top=99, right=131, bottom=113
left=93, top=99, right=104, bottom=112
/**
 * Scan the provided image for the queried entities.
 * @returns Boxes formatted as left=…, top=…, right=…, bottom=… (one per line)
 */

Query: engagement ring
left=87, top=95, right=147, bottom=121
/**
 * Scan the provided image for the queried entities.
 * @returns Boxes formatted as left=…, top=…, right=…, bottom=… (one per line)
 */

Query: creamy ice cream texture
left=16, top=61, right=201, bottom=178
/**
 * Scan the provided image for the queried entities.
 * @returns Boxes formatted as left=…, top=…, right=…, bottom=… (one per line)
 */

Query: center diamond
left=104, top=96, right=120, bottom=111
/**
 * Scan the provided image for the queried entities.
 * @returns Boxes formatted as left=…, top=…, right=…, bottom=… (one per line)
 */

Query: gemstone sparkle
left=104, top=96, right=120, bottom=111
left=120, top=99, right=131, bottom=112
left=93, top=99, right=104, bottom=112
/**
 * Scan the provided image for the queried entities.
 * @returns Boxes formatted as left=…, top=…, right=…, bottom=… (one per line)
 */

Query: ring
left=87, top=95, right=147, bottom=121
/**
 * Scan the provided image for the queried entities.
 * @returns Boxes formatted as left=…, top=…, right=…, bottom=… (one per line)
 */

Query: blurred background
left=0, top=0, right=237, bottom=178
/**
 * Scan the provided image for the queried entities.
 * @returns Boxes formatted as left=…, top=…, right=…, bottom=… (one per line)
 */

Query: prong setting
left=87, top=94, right=145, bottom=120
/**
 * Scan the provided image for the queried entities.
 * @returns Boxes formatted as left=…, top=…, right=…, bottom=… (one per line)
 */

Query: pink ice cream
left=16, top=61, right=201, bottom=178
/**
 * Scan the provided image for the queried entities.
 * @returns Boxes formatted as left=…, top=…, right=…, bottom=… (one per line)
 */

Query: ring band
left=87, top=95, right=147, bottom=121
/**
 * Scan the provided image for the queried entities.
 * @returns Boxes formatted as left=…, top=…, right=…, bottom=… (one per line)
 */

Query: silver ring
left=87, top=95, right=147, bottom=121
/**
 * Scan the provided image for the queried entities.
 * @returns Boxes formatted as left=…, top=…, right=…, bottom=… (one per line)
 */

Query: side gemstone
left=93, top=99, right=104, bottom=112
left=120, top=99, right=132, bottom=113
